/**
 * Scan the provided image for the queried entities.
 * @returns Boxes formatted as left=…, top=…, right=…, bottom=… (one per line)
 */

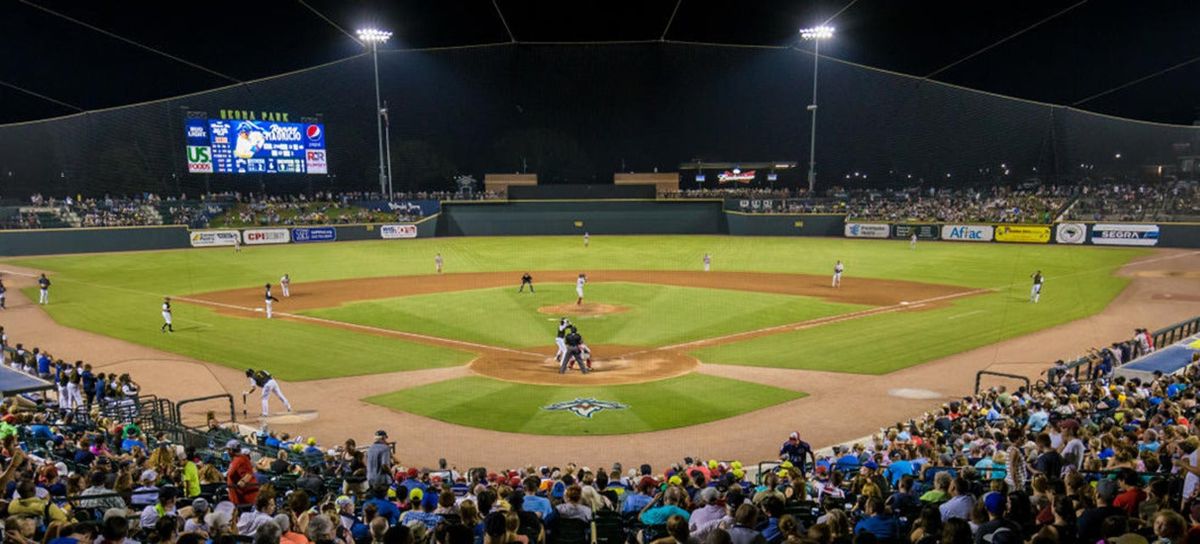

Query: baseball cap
left=1096, top=479, right=1118, bottom=500
left=983, top=492, right=1005, bottom=515
left=789, top=432, right=799, bottom=440
left=375, top=430, right=388, bottom=439
left=140, top=469, right=158, bottom=482
left=191, top=498, right=210, bottom=513
left=335, top=495, right=353, bottom=508
left=103, top=508, right=134, bottom=522
left=225, top=439, right=240, bottom=450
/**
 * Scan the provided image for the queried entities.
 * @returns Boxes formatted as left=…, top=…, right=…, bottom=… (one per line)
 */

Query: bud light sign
left=1091, top=224, right=1160, bottom=246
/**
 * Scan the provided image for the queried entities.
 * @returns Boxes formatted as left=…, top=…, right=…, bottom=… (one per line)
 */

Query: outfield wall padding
left=724, top=213, right=845, bottom=236
left=437, top=201, right=726, bottom=236
left=0, top=226, right=189, bottom=256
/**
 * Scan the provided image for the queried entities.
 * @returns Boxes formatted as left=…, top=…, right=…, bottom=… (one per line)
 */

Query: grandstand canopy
left=3, top=0, right=1199, bottom=125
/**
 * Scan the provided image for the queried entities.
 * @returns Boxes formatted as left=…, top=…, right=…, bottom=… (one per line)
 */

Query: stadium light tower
left=357, top=27, right=393, bottom=199
left=800, top=25, right=833, bottom=194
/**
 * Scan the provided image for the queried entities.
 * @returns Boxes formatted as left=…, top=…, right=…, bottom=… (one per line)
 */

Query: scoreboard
left=185, top=111, right=327, bottom=175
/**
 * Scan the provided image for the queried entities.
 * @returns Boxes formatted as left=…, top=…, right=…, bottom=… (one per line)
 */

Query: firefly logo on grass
left=543, top=398, right=629, bottom=418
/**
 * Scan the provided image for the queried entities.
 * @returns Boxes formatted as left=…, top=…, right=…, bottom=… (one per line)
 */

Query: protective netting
left=0, top=43, right=1196, bottom=198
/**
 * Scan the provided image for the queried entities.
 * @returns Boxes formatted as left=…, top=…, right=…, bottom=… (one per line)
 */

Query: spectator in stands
left=727, top=504, right=765, bottom=544
left=400, top=490, right=442, bottom=530
left=555, top=484, right=593, bottom=523
left=140, top=485, right=178, bottom=529
left=853, top=497, right=900, bottom=541
left=522, top=477, right=554, bottom=521
left=129, top=469, right=160, bottom=507
left=239, top=494, right=278, bottom=536
left=225, top=440, right=258, bottom=505
left=1077, top=479, right=1125, bottom=542
left=939, top=478, right=975, bottom=522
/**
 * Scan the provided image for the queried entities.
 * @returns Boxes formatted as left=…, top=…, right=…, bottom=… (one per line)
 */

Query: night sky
left=2, top=0, right=1199, bottom=126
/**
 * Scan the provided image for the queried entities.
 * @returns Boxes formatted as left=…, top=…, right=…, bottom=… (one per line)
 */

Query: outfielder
left=559, top=327, right=589, bottom=374
left=519, top=273, right=535, bottom=293
left=37, top=274, right=51, bottom=304
left=1030, top=270, right=1044, bottom=303
left=703, top=253, right=711, bottom=272
left=160, top=298, right=174, bottom=333
left=244, top=368, right=291, bottom=417
left=264, top=284, right=279, bottom=319
left=910, top=233, right=918, bottom=249
left=583, top=232, right=589, bottom=247
left=554, top=318, right=571, bottom=363
left=832, top=260, right=844, bottom=288
left=234, top=235, right=241, bottom=253
left=280, top=274, right=291, bottom=297
left=435, top=253, right=444, bottom=274
left=575, top=274, right=587, bottom=305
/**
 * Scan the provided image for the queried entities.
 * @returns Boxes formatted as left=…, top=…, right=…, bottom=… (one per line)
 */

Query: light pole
left=800, top=25, right=833, bottom=194
left=382, top=101, right=393, bottom=199
left=357, top=27, right=392, bottom=199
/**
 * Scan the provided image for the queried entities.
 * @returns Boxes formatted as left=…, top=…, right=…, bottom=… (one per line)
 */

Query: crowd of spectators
left=1064, top=182, right=1200, bottom=222
left=842, top=186, right=1074, bottom=224
left=0, top=316, right=1197, bottom=544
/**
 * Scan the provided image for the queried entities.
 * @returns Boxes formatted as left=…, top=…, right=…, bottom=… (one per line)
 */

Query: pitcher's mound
left=538, top=303, right=628, bottom=318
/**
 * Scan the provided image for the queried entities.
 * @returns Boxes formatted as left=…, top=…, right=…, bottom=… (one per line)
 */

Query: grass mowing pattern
left=7, top=236, right=1146, bottom=378
left=365, top=374, right=805, bottom=435
left=303, top=282, right=866, bottom=349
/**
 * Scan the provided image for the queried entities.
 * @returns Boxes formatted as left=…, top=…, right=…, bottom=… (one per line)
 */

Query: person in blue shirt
left=779, top=432, right=814, bottom=474
left=37, top=353, right=52, bottom=378
left=93, top=373, right=107, bottom=405
left=885, top=451, right=915, bottom=487
left=639, top=487, right=690, bottom=526
left=80, top=365, right=96, bottom=407
left=854, top=497, right=901, bottom=540
left=521, top=477, right=555, bottom=522
left=834, top=446, right=860, bottom=472
left=622, top=477, right=656, bottom=514
left=121, top=427, right=148, bottom=453
left=758, top=496, right=784, bottom=543
left=364, top=484, right=401, bottom=525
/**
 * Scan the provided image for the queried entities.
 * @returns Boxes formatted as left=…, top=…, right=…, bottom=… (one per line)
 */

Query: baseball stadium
left=2, top=2, right=1200, bottom=543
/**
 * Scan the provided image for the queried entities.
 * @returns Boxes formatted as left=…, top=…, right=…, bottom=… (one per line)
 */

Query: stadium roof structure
left=2, top=0, right=1200, bottom=126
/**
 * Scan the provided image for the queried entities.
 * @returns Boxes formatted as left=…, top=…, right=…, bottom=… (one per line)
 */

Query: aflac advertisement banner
left=940, top=225, right=994, bottom=242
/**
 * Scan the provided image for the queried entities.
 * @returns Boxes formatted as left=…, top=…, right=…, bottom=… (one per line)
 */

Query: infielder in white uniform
left=554, top=318, right=571, bottom=363
left=703, top=253, right=711, bottom=272
left=280, top=274, right=291, bottom=297
left=264, top=284, right=279, bottom=319
left=160, top=297, right=174, bottom=333
left=575, top=274, right=587, bottom=305
left=1030, top=270, right=1044, bottom=303
left=832, top=260, right=844, bottom=288
left=245, top=368, right=291, bottom=417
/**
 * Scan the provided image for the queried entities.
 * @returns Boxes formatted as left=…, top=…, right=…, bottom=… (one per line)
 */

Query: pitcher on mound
left=575, top=274, right=587, bottom=305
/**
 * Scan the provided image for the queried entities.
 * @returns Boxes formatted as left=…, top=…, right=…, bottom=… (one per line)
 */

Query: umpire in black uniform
left=519, top=272, right=534, bottom=293
left=559, top=326, right=589, bottom=374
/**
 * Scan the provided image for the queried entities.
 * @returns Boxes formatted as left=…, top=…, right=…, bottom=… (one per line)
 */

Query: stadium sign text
left=380, top=224, right=418, bottom=239
left=893, top=224, right=941, bottom=240
left=291, top=227, right=336, bottom=243
left=1091, top=223, right=1160, bottom=246
left=242, top=228, right=290, bottom=245
left=843, top=223, right=890, bottom=239
left=188, top=230, right=240, bottom=247
left=994, top=225, right=1051, bottom=244
left=941, top=225, right=994, bottom=242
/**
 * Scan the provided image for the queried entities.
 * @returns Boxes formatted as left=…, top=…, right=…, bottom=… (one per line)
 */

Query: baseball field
left=6, top=235, right=1146, bottom=436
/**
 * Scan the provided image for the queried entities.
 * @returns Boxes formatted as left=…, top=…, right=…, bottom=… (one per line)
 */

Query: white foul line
left=947, top=310, right=986, bottom=320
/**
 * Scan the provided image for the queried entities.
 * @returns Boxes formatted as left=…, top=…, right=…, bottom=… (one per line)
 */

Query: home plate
left=256, top=410, right=319, bottom=424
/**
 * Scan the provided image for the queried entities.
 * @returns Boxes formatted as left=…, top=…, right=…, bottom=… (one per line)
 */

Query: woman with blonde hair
left=821, top=509, right=852, bottom=543
left=460, top=499, right=484, bottom=539
left=580, top=485, right=612, bottom=513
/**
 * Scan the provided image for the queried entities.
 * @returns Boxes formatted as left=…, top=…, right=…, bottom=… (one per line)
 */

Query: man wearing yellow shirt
left=182, top=447, right=201, bottom=498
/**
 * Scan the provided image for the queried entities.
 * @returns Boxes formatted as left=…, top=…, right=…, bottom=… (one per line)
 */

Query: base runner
left=244, top=368, right=292, bottom=417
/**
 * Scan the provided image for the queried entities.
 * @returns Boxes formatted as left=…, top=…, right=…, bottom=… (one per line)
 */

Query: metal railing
left=1154, top=316, right=1200, bottom=347
left=974, top=371, right=1031, bottom=395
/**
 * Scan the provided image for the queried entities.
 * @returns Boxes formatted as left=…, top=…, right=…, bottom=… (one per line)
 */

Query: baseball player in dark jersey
left=554, top=318, right=571, bottom=362
left=264, top=283, right=279, bottom=319
left=160, top=297, right=174, bottom=333
left=244, top=368, right=292, bottom=417
left=1030, top=270, right=1044, bottom=303
left=519, top=273, right=535, bottom=293
left=559, top=326, right=589, bottom=374
left=0, top=278, right=7, bottom=309
left=37, top=274, right=51, bottom=304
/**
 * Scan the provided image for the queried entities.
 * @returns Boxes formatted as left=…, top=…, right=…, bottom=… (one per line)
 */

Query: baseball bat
left=242, top=393, right=247, bottom=418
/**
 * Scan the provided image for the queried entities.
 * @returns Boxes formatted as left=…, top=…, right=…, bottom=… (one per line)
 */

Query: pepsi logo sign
left=306, top=125, right=322, bottom=140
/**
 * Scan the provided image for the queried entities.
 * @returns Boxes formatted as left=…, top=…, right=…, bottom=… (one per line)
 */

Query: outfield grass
left=303, top=282, right=866, bottom=348
left=365, top=373, right=805, bottom=435
left=6, top=236, right=1146, bottom=378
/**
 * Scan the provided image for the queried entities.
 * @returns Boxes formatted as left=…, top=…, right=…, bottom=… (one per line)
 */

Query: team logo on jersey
left=542, top=398, right=628, bottom=418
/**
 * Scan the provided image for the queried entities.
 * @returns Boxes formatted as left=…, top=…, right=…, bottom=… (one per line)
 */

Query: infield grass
left=6, top=236, right=1147, bottom=378
left=364, top=373, right=805, bottom=435
left=302, top=282, right=866, bottom=348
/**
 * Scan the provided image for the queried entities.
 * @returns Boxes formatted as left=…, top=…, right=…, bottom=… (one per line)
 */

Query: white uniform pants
left=832, top=272, right=841, bottom=287
left=1030, top=284, right=1041, bottom=302
left=266, top=299, right=273, bottom=319
left=162, top=311, right=173, bottom=326
left=262, top=379, right=292, bottom=416
left=555, top=338, right=567, bottom=362
left=39, top=288, right=48, bottom=304
left=282, top=284, right=290, bottom=297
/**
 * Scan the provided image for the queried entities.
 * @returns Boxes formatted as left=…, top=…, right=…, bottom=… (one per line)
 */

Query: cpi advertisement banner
left=843, top=223, right=890, bottom=239
left=994, top=225, right=1051, bottom=244
left=189, top=230, right=240, bottom=247
left=380, top=224, right=418, bottom=239
left=892, top=224, right=941, bottom=240
left=291, top=227, right=336, bottom=243
left=941, top=225, right=994, bottom=242
left=1091, top=223, right=1160, bottom=246
left=1055, top=223, right=1087, bottom=244
left=242, top=229, right=290, bottom=245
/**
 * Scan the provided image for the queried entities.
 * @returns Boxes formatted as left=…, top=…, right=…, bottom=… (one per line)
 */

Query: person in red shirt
left=1111, top=469, right=1147, bottom=516
left=225, top=439, right=259, bottom=505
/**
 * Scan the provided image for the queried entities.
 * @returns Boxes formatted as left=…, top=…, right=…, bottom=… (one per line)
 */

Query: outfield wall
left=436, top=201, right=728, bottom=236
